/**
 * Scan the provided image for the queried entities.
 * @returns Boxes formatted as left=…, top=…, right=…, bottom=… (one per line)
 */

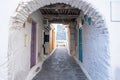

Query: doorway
left=56, top=24, right=67, bottom=47
left=78, top=28, right=82, bottom=62
left=30, top=21, right=37, bottom=68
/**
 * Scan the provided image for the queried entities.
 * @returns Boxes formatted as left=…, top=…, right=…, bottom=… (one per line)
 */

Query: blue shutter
left=84, top=15, right=87, bottom=21
left=88, top=17, right=91, bottom=25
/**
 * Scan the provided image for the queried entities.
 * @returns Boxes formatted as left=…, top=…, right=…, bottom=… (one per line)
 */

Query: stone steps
left=32, top=47, right=88, bottom=80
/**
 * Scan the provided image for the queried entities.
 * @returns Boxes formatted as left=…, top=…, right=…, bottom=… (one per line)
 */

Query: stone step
left=32, top=47, right=88, bottom=80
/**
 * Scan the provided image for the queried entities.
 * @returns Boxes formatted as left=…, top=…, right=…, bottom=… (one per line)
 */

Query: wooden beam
left=48, top=19, right=76, bottom=24
left=40, top=7, right=78, bottom=10
left=43, top=14, right=79, bottom=19
left=40, top=3, right=74, bottom=10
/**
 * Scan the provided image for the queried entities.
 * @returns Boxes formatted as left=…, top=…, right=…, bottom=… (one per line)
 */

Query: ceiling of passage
left=39, top=3, right=81, bottom=23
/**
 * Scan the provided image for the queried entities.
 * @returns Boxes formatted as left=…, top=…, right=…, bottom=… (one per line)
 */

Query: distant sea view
left=56, top=24, right=66, bottom=40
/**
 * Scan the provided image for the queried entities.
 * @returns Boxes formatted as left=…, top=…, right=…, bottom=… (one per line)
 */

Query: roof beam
left=40, top=3, right=74, bottom=10
left=42, top=14, right=79, bottom=19
left=48, top=19, right=75, bottom=24
left=40, top=8, right=78, bottom=10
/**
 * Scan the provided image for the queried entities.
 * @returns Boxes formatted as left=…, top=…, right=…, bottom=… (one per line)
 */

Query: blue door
left=78, top=28, right=82, bottom=62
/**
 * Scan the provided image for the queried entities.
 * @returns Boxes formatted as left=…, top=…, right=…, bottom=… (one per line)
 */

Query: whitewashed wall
left=110, top=22, right=120, bottom=80
left=0, top=0, right=21, bottom=80
left=82, top=21, right=110, bottom=80
left=8, top=20, right=32, bottom=80
left=88, top=0, right=120, bottom=80
left=7, top=10, right=44, bottom=80
left=109, top=0, right=120, bottom=80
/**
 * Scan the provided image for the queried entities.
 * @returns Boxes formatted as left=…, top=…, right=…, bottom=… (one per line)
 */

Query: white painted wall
left=88, top=0, right=120, bottom=80
left=82, top=21, right=110, bottom=80
left=9, top=21, right=31, bottom=80
left=109, top=0, right=120, bottom=80
left=110, top=22, right=120, bottom=80
left=109, top=0, right=120, bottom=79
left=90, top=0, right=120, bottom=80
left=0, top=0, right=21, bottom=80
left=7, top=9, right=44, bottom=80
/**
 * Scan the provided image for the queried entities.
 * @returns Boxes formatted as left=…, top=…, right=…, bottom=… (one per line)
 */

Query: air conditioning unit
left=43, top=19, right=48, bottom=27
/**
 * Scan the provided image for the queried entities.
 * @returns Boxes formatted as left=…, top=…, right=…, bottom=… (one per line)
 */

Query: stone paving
left=32, top=47, right=88, bottom=80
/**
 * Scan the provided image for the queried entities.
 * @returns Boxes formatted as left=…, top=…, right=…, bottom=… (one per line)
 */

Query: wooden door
left=78, top=28, right=83, bottom=62
left=30, top=21, right=36, bottom=68
left=52, top=30, right=55, bottom=51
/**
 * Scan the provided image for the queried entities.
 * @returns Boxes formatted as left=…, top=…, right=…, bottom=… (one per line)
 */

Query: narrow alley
left=7, top=0, right=110, bottom=80
left=32, top=47, right=88, bottom=80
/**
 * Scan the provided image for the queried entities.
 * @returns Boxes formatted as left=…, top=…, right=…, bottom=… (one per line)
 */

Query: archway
left=8, top=0, right=110, bottom=80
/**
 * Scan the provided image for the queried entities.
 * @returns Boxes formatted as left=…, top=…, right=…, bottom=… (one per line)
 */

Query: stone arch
left=10, top=0, right=106, bottom=30
left=8, top=0, right=110, bottom=80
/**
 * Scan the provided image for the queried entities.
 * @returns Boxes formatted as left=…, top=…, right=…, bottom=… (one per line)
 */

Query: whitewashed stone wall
left=8, top=0, right=111, bottom=80
left=81, top=20, right=110, bottom=80
left=8, top=10, right=44, bottom=80
left=8, top=21, right=32, bottom=80
left=70, top=14, right=110, bottom=80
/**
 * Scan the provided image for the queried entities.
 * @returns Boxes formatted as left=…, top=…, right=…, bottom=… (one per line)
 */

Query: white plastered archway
left=10, top=0, right=106, bottom=28
left=8, top=0, right=110, bottom=80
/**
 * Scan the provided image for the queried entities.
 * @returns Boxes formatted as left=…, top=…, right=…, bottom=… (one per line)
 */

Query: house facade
left=0, top=0, right=120, bottom=80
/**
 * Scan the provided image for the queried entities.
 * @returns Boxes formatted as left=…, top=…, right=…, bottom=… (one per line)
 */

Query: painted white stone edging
left=25, top=61, right=44, bottom=80
left=25, top=48, right=56, bottom=80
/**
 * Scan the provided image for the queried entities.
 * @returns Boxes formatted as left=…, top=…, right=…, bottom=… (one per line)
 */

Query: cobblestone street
left=33, top=47, right=88, bottom=80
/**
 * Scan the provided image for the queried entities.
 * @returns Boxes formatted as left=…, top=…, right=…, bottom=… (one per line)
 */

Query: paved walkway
left=32, top=47, right=88, bottom=80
